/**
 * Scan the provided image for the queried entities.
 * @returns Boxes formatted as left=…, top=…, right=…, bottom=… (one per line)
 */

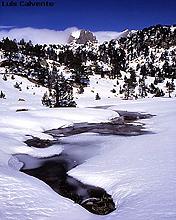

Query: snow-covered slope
left=74, top=75, right=176, bottom=107
left=69, top=98, right=176, bottom=220
left=0, top=75, right=118, bottom=161
left=0, top=73, right=176, bottom=220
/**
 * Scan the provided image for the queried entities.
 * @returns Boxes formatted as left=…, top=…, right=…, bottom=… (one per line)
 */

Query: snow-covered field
left=69, top=98, right=176, bottom=220
left=0, top=75, right=176, bottom=220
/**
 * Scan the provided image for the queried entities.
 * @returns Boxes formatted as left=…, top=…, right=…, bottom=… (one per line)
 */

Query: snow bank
left=0, top=75, right=120, bottom=219
left=0, top=166, right=93, bottom=220
left=0, top=75, right=119, bottom=164
left=69, top=98, right=176, bottom=220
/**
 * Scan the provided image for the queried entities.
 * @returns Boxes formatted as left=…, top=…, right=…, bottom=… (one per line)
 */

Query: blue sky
left=0, top=0, right=175, bottom=31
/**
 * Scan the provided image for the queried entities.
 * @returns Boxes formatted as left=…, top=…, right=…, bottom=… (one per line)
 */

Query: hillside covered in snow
left=0, top=24, right=176, bottom=106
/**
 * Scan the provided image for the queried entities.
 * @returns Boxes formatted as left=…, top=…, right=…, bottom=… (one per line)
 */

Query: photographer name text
left=0, top=1, right=55, bottom=7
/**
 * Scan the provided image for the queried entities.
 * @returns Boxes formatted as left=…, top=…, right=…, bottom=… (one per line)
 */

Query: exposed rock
left=25, top=137, right=56, bottom=148
left=68, top=29, right=97, bottom=44
left=16, top=108, right=28, bottom=112
left=18, top=98, right=25, bottom=101
left=45, top=120, right=150, bottom=138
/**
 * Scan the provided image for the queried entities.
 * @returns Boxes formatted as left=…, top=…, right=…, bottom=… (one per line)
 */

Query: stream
left=14, top=109, right=153, bottom=215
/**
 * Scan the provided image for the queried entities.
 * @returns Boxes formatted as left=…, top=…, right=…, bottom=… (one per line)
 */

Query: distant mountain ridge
left=0, top=24, right=175, bottom=103
left=67, top=29, right=130, bottom=44
left=0, top=26, right=130, bottom=45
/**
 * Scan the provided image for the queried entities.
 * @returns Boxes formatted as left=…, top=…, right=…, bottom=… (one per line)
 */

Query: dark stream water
left=15, top=153, right=116, bottom=215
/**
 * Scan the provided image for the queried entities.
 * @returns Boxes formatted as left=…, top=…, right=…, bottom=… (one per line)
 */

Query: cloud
left=0, top=26, right=125, bottom=45
left=93, top=31, right=125, bottom=44
left=0, top=26, right=16, bottom=29
left=0, top=27, right=79, bottom=45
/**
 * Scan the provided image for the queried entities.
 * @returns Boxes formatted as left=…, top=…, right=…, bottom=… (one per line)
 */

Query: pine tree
left=78, top=85, right=84, bottom=94
left=71, top=65, right=89, bottom=86
left=138, top=77, right=147, bottom=98
left=140, top=64, right=147, bottom=77
left=42, top=91, right=51, bottom=107
left=11, top=75, right=15, bottom=80
left=0, top=91, right=5, bottom=99
left=95, top=93, right=101, bottom=100
left=42, top=73, right=76, bottom=108
left=3, top=74, right=7, bottom=81
left=155, top=88, right=165, bottom=97
left=14, top=82, right=20, bottom=89
left=111, top=88, right=116, bottom=93
left=149, top=83, right=157, bottom=94
left=166, top=79, right=175, bottom=98
left=123, top=69, right=137, bottom=99
left=119, top=85, right=123, bottom=94
left=1, top=37, right=18, bottom=61
left=54, top=76, right=76, bottom=107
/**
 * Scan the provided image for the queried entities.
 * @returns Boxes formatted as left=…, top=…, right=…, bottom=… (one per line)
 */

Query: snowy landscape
left=0, top=23, right=176, bottom=220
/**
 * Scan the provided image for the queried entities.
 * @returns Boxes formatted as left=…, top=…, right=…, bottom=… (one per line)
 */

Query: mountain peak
left=68, top=29, right=97, bottom=44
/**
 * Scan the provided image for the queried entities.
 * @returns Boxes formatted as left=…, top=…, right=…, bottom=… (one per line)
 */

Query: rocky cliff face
left=68, top=30, right=97, bottom=44
left=68, top=29, right=131, bottom=44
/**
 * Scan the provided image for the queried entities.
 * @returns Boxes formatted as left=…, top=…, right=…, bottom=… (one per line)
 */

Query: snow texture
left=0, top=74, right=176, bottom=220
